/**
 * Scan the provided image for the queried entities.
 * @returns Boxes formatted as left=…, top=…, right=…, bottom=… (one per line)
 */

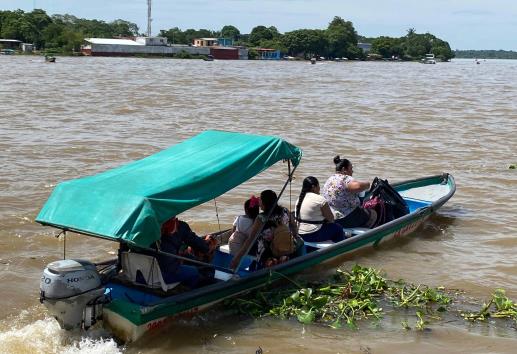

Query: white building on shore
left=81, top=37, right=247, bottom=59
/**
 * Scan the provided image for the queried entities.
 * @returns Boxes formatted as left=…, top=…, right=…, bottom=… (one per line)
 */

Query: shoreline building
left=81, top=36, right=247, bottom=60
left=0, top=39, right=21, bottom=49
left=358, top=42, right=372, bottom=53
left=256, top=48, right=281, bottom=60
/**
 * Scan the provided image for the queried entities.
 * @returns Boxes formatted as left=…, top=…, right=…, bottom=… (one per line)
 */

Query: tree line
left=454, top=50, right=517, bottom=60
left=0, top=9, right=138, bottom=52
left=1, top=9, right=454, bottom=60
left=364, top=28, right=454, bottom=61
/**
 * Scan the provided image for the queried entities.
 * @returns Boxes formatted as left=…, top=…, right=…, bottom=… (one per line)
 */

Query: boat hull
left=101, top=173, right=454, bottom=342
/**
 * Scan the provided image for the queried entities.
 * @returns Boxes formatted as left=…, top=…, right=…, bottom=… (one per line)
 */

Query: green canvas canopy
left=36, top=131, right=302, bottom=248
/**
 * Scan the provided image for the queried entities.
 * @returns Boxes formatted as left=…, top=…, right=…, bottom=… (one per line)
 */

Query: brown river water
left=0, top=56, right=516, bottom=353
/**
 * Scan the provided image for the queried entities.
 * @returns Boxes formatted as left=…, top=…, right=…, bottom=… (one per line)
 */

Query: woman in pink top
left=322, top=156, right=376, bottom=228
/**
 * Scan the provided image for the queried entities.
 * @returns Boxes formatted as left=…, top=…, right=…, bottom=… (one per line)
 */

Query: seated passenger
left=322, top=156, right=377, bottom=228
left=295, top=176, right=344, bottom=243
left=228, top=196, right=260, bottom=255
left=154, top=217, right=210, bottom=288
left=230, top=190, right=298, bottom=270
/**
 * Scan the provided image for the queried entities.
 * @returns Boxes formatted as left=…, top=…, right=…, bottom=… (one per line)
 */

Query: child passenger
left=228, top=196, right=260, bottom=254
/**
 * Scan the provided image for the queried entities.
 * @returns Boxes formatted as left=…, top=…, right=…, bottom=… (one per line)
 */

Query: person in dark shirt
left=156, top=217, right=209, bottom=288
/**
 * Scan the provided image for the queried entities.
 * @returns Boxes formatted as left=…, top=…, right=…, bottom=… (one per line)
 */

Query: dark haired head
left=260, top=189, right=282, bottom=215
left=296, top=176, right=320, bottom=220
left=244, top=198, right=259, bottom=219
left=301, top=176, right=319, bottom=192
left=333, top=155, right=351, bottom=172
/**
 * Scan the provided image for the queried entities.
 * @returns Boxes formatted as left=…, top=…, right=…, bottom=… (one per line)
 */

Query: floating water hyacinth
left=509, top=164, right=516, bottom=169
left=461, top=289, right=517, bottom=323
left=228, top=265, right=517, bottom=331
left=228, top=265, right=451, bottom=330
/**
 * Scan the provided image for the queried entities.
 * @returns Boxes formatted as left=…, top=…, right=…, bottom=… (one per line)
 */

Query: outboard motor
left=40, top=259, right=107, bottom=330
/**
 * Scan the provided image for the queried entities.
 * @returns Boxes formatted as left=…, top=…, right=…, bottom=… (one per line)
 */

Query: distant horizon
left=2, top=0, right=517, bottom=51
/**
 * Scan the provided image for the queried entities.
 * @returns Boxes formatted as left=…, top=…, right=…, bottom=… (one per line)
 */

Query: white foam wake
left=0, top=311, right=122, bottom=354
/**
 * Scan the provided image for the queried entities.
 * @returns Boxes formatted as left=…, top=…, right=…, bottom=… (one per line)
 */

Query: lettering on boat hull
left=145, top=307, right=201, bottom=331
left=393, top=220, right=423, bottom=239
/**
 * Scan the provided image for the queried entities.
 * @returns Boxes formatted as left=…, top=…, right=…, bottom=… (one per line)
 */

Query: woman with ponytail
left=322, top=156, right=377, bottom=228
left=295, top=176, right=344, bottom=243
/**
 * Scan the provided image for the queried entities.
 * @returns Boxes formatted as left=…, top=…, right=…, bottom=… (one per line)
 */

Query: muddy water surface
left=0, top=56, right=516, bottom=353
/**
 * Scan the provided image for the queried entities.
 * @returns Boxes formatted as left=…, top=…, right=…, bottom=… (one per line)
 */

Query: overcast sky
left=2, top=0, right=517, bottom=50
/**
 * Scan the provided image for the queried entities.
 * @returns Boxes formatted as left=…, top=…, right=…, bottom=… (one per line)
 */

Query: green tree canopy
left=158, top=27, right=218, bottom=45
left=0, top=9, right=454, bottom=60
left=220, top=25, right=240, bottom=40
left=249, top=25, right=279, bottom=45
left=282, top=29, right=328, bottom=58
left=368, top=29, right=454, bottom=61
left=371, top=36, right=404, bottom=58
left=326, top=16, right=358, bottom=58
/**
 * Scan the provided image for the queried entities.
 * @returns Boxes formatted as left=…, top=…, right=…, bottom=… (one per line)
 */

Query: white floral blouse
left=322, top=174, right=360, bottom=218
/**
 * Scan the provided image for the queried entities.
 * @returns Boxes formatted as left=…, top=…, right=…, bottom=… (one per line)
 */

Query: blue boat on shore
left=35, top=131, right=455, bottom=342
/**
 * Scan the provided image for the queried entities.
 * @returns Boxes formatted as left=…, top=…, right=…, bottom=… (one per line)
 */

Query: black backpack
left=366, top=177, right=409, bottom=223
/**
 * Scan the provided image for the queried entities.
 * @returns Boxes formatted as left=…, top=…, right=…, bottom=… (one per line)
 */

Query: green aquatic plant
left=228, top=266, right=517, bottom=332
left=401, top=320, right=411, bottom=330
left=227, top=265, right=450, bottom=330
left=415, top=310, right=428, bottom=330
left=461, top=288, right=517, bottom=322
left=509, top=164, right=516, bottom=170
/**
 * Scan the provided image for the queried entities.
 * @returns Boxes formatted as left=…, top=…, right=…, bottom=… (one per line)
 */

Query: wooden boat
left=35, top=131, right=455, bottom=343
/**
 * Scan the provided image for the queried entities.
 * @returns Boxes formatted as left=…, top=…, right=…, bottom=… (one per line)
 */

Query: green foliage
left=0, top=9, right=139, bottom=53
left=249, top=26, right=279, bottom=46
left=227, top=265, right=451, bottom=331
left=159, top=27, right=219, bottom=45
left=371, top=36, right=404, bottom=58
left=159, top=27, right=186, bottom=44
left=175, top=50, right=192, bottom=59
left=232, top=269, right=517, bottom=333
left=326, top=16, right=358, bottom=59
left=369, top=30, right=454, bottom=61
left=247, top=48, right=258, bottom=60
left=455, top=50, right=517, bottom=59
left=462, top=289, right=517, bottom=323
left=257, top=39, right=287, bottom=53
left=220, top=25, right=240, bottom=40
left=282, top=29, right=328, bottom=58
left=0, top=10, right=454, bottom=61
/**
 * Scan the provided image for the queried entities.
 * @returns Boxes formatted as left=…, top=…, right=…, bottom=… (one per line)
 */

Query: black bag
left=366, top=177, right=409, bottom=223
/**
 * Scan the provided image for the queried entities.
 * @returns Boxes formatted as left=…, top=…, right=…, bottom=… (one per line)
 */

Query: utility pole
left=147, top=0, right=152, bottom=37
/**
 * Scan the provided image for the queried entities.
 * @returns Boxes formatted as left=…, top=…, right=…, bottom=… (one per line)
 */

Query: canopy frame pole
left=147, top=246, right=233, bottom=273
left=233, top=161, right=298, bottom=273
left=48, top=227, right=234, bottom=273
left=55, top=229, right=67, bottom=259
left=214, top=198, right=221, bottom=232
left=288, top=160, right=292, bottom=212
